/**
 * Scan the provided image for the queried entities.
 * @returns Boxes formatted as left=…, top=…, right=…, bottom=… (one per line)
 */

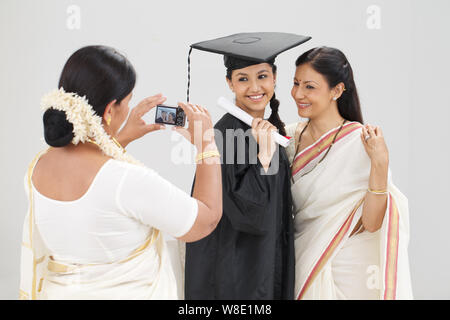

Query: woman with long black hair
left=285, top=47, right=413, bottom=300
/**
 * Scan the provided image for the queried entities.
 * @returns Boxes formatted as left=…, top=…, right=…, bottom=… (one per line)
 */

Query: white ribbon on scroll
left=217, top=96, right=291, bottom=148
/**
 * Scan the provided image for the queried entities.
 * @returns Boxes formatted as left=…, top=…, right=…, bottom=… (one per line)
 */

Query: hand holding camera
left=116, top=93, right=167, bottom=147
left=117, top=94, right=215, bottom=153
left=171, top=102, right=215, bottom=152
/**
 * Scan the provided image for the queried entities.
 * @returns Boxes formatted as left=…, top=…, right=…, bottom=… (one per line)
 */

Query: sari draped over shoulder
left=285, top=122, right=413, bottom=300
left=19, top=150, right=178, bottom=300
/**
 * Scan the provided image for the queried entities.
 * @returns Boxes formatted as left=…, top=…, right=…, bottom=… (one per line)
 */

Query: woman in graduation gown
left=285, top=47, right=413, bottom=299
left=185, top=54, right=295, bottom=300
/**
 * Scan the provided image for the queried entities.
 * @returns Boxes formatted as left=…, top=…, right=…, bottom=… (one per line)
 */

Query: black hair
left=295, top=47, right=364, bottom=124
left=224, top=56, right=286, bottom=136
left=43, top=45, right=136, bottom=147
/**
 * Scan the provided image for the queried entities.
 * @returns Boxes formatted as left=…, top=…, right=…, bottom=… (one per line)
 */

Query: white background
left=0, top=0, right=449, bottom=299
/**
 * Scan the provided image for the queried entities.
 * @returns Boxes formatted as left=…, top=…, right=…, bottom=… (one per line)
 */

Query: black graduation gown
left=185, top=113, right=295, bottom=300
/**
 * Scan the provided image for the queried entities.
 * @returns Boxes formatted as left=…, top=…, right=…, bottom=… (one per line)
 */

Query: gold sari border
left=383, top=194, right=399, bottom=300
left=27, top=151, right=47, bottom=247
left=22, top=242, right=32, bottom=249
left=19, top=289, right=29, bottom=300
left=47, top=229, right=161, bottom=273
left=24, top=148, right=161, bottom=299
left=297, top=197, right=364, bottom=300
left=26, top=149, right=49, bottom=300
left=292, top=122, right=363, bottom=177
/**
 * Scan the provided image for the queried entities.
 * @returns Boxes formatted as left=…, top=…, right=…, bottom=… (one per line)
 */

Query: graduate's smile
left=247, top=93, right=266, bottom=102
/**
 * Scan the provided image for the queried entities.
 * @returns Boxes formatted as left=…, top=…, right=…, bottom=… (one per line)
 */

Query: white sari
left=285, top=122, right=413, bottom=300
left=19, top=150, right=178, bottom=300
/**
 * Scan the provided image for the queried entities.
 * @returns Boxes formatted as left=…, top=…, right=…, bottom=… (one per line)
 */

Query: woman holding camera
left=19, top=45, right=222, bottom=300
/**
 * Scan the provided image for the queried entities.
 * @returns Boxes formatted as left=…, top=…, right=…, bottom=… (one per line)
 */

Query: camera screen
left=155, top=106, right=177, bottom=125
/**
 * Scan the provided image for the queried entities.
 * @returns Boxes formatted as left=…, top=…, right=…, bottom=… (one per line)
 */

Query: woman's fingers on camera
left=191, top=104, right=207, bottom=116
left=143, top=94, right=165, bottom=107
left=196, top=105, right=206, bottom=114
left=190, top=104, right=201, bottom=113
left=136, top=95, right=166, bottom=117
left=177, top=102, right=194, bottom=116
left=196, top=105, right=211, bottom=118
left=145, top=123, right=166, bottom=133
left=203, top=106, right=211, bottom=117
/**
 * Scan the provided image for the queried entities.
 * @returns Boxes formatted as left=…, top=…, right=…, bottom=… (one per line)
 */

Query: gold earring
left=106, top=117, right=111, bottom=126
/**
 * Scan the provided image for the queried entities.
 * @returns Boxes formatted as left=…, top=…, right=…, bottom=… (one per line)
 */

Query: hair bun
left=43, top=108, right=74, bottom=147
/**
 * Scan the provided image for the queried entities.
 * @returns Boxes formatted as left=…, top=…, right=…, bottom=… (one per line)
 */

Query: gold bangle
left=195, top=150, right=220, bottom=163
left=112, top=137, right=126, bottom=152
left=368, top=188, right=388, bottom=195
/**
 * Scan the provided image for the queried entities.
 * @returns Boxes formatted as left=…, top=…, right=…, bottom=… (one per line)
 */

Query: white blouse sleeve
left=285, top=122, right=299, bottom=165
left=116, top=164, right=198, bottom=238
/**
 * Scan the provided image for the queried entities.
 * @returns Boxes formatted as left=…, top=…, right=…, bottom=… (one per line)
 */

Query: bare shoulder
left=32, top=147, right=112, bottom=201
left=35, top=147, right=109, bottom=171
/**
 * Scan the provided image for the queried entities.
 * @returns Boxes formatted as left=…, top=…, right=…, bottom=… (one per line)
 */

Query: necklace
left=292, top=118, right=347, bottom=178
left=309, top=127, right=322, bottom=152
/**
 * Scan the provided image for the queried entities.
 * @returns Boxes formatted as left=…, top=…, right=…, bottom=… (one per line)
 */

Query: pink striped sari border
left=383, top=194, right=399, bottom=300
left=292, top=123, right=362, bottom=177
left=296, top=198, right=364, bottom=300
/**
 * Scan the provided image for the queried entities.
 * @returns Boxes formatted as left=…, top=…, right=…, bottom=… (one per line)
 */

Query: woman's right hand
left=173, top=102, right=215, bottom=152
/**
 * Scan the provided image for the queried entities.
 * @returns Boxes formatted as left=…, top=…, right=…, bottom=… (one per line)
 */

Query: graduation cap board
left=187, top=32, right=311, bottom=102
left=186, top=32, right=312, bottom=147
left=190, top=32, right=311, bottom=63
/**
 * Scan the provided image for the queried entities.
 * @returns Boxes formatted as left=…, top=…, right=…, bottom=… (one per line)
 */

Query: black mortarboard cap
left=192, top=32, right=311, bottom=63
left=186, top=32, right=311, bottom=102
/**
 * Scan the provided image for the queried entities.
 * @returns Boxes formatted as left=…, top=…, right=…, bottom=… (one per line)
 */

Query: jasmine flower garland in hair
left=40, top=88, right=143, bottom=166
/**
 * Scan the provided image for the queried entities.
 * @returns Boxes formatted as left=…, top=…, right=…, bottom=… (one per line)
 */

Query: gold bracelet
left=112, top=137, right=126, bottom=153
left=368, top=187, right=388, bottom=195
left=195, top=150, right=220, bottom=163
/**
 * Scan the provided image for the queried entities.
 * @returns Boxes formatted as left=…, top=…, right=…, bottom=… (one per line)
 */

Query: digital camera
left=155, top=105, right=186, bottom=127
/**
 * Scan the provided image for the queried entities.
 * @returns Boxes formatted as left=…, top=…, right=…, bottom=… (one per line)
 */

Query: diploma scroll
left=217, top=97, right=291, bottom=148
